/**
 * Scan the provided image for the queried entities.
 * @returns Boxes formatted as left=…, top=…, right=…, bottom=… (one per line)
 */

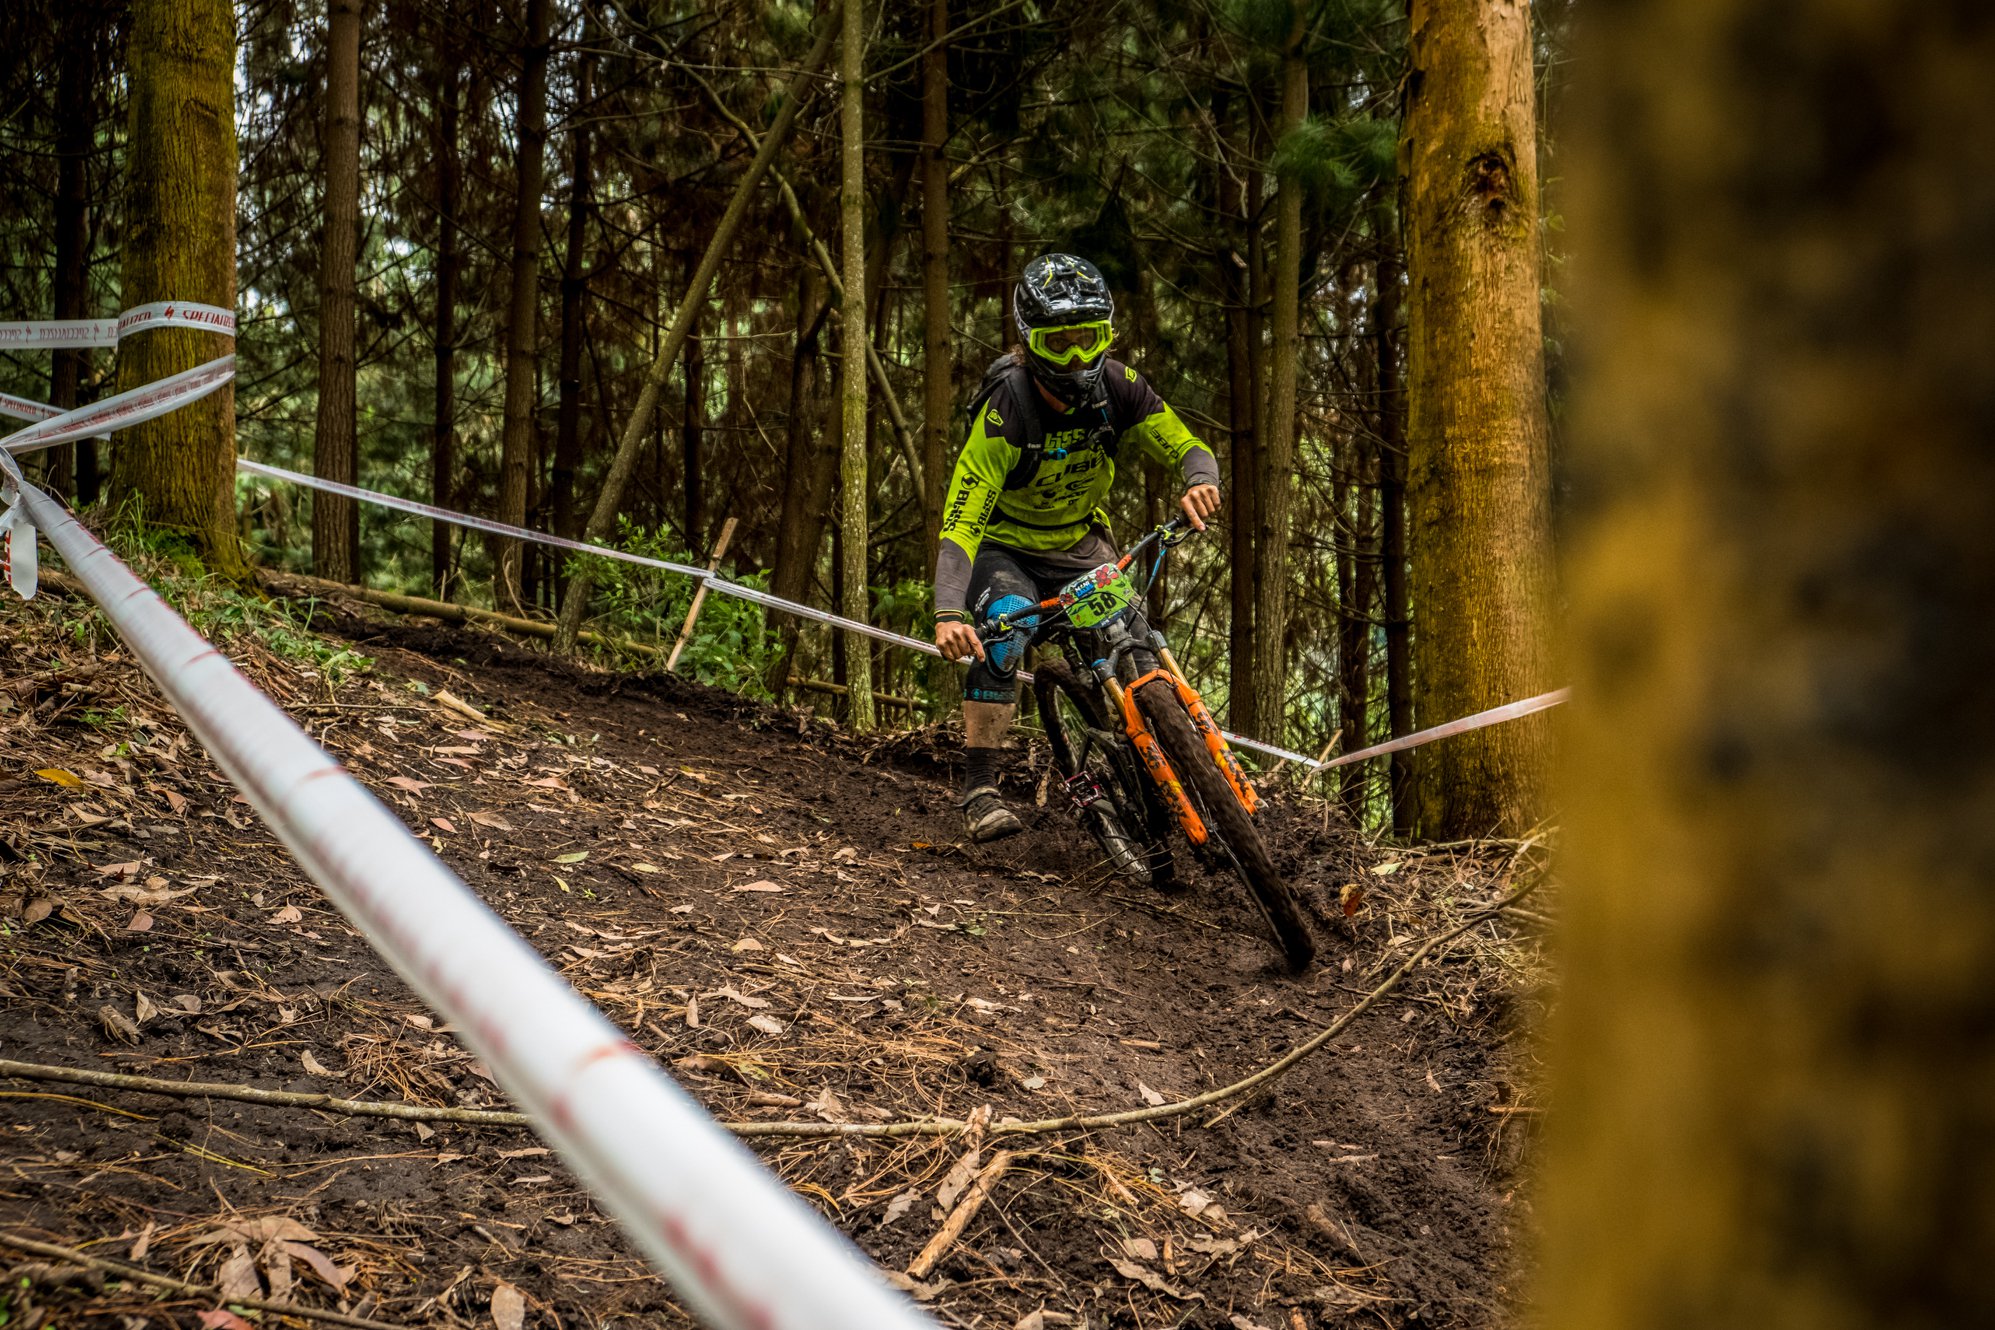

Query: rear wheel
left=1034, top=657, right=1175, bottom=888
left=1134, top=677, right=1314, bottom=969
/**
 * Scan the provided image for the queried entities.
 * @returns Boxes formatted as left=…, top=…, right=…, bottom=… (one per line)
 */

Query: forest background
left=0, top=0, right=1572, bottom=839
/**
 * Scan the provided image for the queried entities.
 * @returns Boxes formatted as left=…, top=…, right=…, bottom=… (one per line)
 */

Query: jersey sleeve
left=933, top=389, right=1024, bottom=616
left=1112, top=364, right=1221, bottom=491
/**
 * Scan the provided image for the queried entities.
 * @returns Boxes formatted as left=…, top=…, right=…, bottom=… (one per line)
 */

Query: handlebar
left=972, top=516, right=1198, bottom=641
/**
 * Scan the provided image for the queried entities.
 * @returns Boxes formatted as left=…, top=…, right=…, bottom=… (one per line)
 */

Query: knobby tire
left=1033, top=657, right=1175, bottom=888
left=1134, top=677, right=1315, bottom=970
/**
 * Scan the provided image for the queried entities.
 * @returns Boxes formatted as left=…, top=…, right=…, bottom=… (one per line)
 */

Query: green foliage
left=582, top=518, right=780, bottom=699
left=71, top=495, right=375, bottom=686
left=1273, top=114, right=1398, bottom=211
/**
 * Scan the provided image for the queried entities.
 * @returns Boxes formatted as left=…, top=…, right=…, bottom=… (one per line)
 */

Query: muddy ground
left=0, top=580, right=1548, bottom=1330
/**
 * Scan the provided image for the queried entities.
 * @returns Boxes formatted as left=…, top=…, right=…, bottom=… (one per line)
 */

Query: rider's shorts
left=963, top=529, right=1145, bottom=704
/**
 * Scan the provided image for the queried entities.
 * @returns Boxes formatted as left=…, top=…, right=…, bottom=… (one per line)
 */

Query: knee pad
left=980, top=594, right=1038, bottom=678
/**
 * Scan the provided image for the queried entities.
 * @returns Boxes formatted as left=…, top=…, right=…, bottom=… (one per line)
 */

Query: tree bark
left=767, top=264, right=834, bottom=696
left=1542, top=9, right=1995, bottom=1329
left=430, top=14, right=462, bottom=596
left=1220, top=95, right=1259, bottom=736
left=1374, top=222, right=1414, bottom=834
left=1402, top=0, right=1553, bottom=836
left=1248, top=27, right=1308, bottom=743
left=918, top=0, right=950, bottom=575
left=553, top=4, right=841, bottom=652
left=42, top=6, right=96, bottom=503
left=682, top=314, right=706, bottom=547
left=1337, top=423, right=1378, bottom=810
left=495, top=0, right=552, bottom=608
left=312, top=0, right=362, bottom=584
left=107, top=0, right=244, bottom=579
left=551, top=20, right=594, bottom=545
left=836, top=0, right=875, bottom=731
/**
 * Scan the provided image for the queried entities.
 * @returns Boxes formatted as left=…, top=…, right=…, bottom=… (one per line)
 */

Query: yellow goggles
left=1026, top=320, right=1112, bottom=366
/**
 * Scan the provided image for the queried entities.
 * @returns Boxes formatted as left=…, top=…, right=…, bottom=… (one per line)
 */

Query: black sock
left=963, top=747, right=1000, bottom=794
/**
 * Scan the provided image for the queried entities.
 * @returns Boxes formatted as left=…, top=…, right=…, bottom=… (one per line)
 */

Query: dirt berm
left=0, top=586, right=1548, bottom=1329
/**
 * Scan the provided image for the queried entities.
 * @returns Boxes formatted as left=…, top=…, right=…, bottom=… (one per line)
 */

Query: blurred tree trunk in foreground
left=1402, top=0, right=1554, bottom=836
left=495, top=0, right=551, bottom=608
left=1543, top=7, right=1995, bottom=1329
left=108, top=0, right=245, bottom=580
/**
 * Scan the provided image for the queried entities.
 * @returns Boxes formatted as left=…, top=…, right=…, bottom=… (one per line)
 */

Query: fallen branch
left=0, top=880, right=1537, bottom=1145
left=906, top=1149, right=1015, bottom=1279
left=0, top=1230, right=403, bottom=1330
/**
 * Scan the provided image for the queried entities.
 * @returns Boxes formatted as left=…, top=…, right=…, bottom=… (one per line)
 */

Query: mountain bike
left=980, top=517, right=1315, bottom=970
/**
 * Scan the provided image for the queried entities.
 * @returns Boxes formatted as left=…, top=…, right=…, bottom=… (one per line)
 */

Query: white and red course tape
left=3, top=307, right=935, bottom=1330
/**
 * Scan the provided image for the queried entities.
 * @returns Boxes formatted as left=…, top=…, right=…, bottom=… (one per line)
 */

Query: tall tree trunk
left=1249, top=26, right=1308, bottom=742
left=551, top=21, right=594, bottom=545
left=1402, top=0, right=1554, bottom=837
left=1339, top=423, right=1380, bottom=809
left=43, top=9, right=95, bottom=503
left=682, top=310, right=706, bottom=548
left=553, top=5, right=841, bottom=651
left=107, top=0, right=244, bottom=579
left=1542, top=9, right=1995, bottom=1329
left=1220, top=106, right=1259, bottom=735
left=836, top=0, right=875, bottom=731
left=430, top=18, right=462, bottom=596
left=495, top=0, right=552, bottom=608
left=918, top=0, right=950, bottom=574
left=312, top=0, right=362, bottom=584
left=768, top=265, right=833, bottom=696
left=1376, top=230, right=1414, bottom=836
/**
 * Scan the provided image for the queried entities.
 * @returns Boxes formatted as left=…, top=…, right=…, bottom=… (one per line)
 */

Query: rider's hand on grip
left=937, top=619, right=985, bottom=663
left=1180, top=484, right=1221, bottom=532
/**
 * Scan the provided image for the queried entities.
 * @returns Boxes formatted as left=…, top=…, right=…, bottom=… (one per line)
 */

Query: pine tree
left=837, top=0, right=876, bottom=731
left=312, top=0, right=362, bottom=584
left=107, top=0, right=245, bottom=580
left=1402, top=0, right=1554, bottom=835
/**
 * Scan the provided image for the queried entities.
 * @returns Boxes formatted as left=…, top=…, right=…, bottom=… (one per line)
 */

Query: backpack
left=964, top=353, right=1116, bottom=491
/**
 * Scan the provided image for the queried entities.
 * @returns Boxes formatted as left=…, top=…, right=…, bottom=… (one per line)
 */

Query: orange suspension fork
left=1156, top=647, right=1261, bottom=815
left=1104, top=675, right=1207, bottom=844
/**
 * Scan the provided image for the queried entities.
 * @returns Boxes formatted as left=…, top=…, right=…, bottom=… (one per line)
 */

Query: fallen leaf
left=1022, top=1075, right=1046, bottom=1091
left=280, top=1241, right=349, bottom=1293
left=882, top=1191, right=918, bottom=1226
left=746, top=1014, right=786, bottom=1036
left=498, top=1147, right=550, bottom=1160
left=469, top=810, right=514, bottom=832
left=1339, top=883, right=1364, bottom=918
left=126, top=910, right=155, bottom=932
left=882, top=1270, right=940, bottom=1302
left=1178, top=1187, right=1213, bottom=1216
left=23, top=899, right=53, bottom=925
left=1016, top=1312, right=1047, bottom=1330
left=134, top=992, right=159, bottom=1024
left=430, top=816, right=458, bottom=833
left=387, top=776, right=432, bottom=794
left=1187, top=1235, right=1242, bottom=1255
left=1229, top=1317, right=1275, bottom=1330
left=1137, top=1082, right=1167, bottom=1107
left=162, top=789, right=188, bottom=814
left=217, top=1248, right=262, bottom=1302
left=301, top=1050, right=333, bottom=1077
left=553, top=851, right=589, bottom=864
left=685, top=993, right=701, bottom=1028
left=270, top=905, right=303, bottom=925
left=490, top=1280, right=526, bottom=1330
left=130, top=1221, right=156, bottom=1261
left=1122, top=1237, right=1159, bottom=1261
left=199, top=1313, right=256, bottom=1330
left=95, top=861, right=143, bottom=878
left=730, top=937, right=764, bottom=952
left=99, top=1005, right=141, bottom=1044
left=712, top=986, right=770, bottom=1010
left=630, top=862, right=662, bottom=874
left=1370, top=860, right=1403, bottom=876
left=734, top=879, right=785, bottom=893
left=172, top=994, right=202, bottom=1014
left=35, top=768, right=85, bottom=788
left=405, top=1013, right=435, bottom=1030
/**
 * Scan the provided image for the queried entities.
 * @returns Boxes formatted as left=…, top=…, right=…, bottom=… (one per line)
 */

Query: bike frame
left=984, top=518, right=1262, bottom=841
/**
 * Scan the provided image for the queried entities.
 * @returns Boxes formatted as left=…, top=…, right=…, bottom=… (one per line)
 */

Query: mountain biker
left=933, top=252, right=1222, bottom=843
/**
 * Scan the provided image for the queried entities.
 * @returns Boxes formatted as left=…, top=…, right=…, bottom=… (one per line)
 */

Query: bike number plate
left=1064, top=563, right=1136, bottom=628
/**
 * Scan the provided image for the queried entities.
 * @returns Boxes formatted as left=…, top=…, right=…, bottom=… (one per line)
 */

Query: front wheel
left=1034, top=657, right=1175, bottom=888
left=1134, top=677, right=1314, bottom=970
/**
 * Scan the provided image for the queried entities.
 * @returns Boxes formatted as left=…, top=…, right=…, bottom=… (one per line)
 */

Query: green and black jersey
left=934, top=358, right=1219, bottom=615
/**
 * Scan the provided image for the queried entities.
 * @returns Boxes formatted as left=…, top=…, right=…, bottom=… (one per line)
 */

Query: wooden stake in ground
left=553, top=5, right=841, bottom=653
left=665, top=515, right=737, bottom=671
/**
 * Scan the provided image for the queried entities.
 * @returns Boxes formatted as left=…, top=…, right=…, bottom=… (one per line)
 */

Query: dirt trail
left=0, top=588, right=1544, bottom=1330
